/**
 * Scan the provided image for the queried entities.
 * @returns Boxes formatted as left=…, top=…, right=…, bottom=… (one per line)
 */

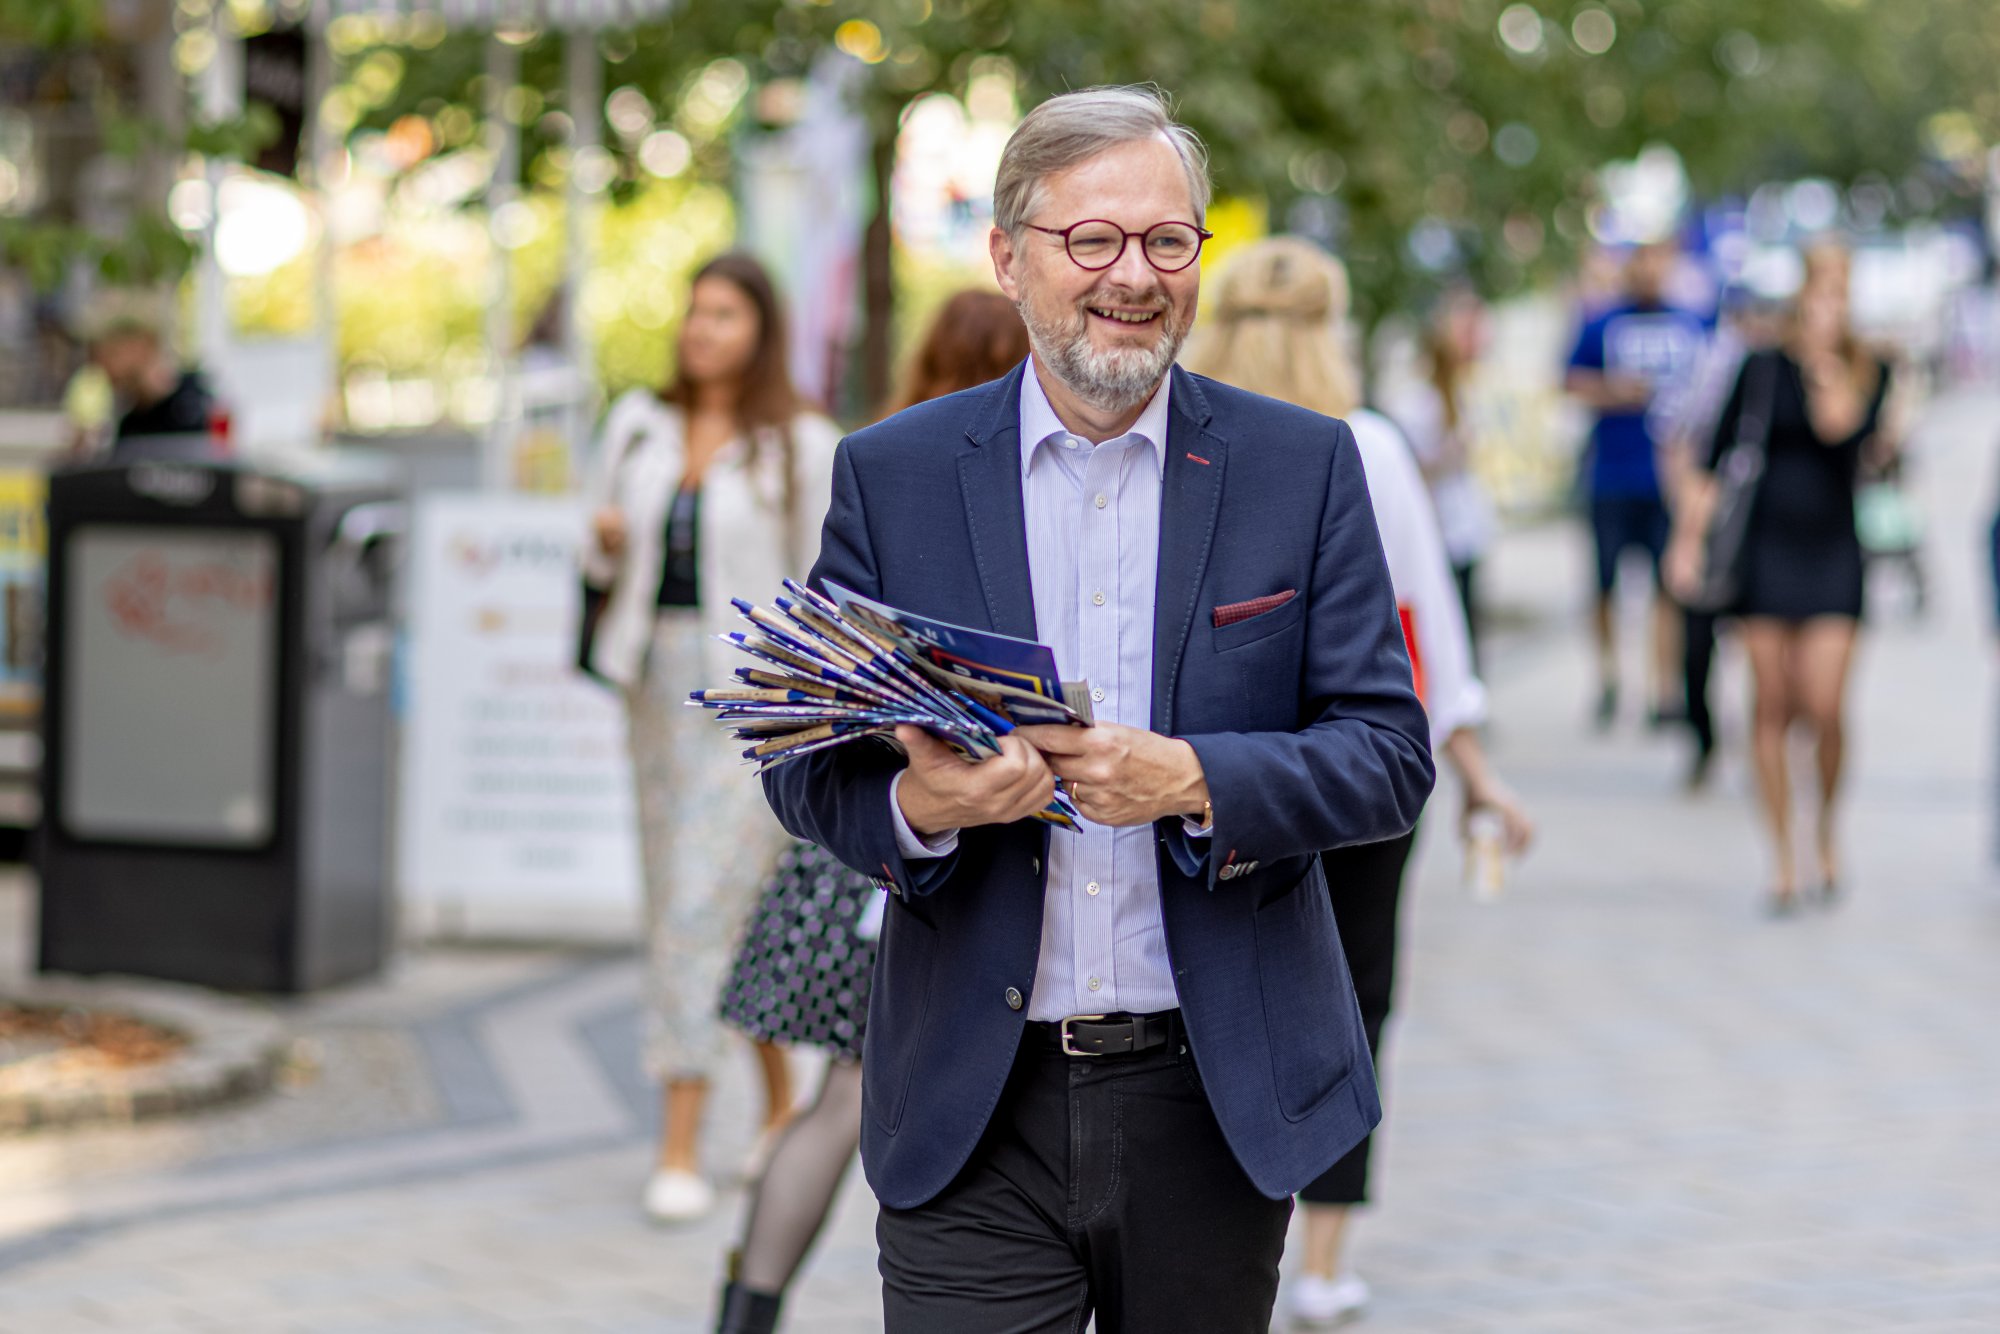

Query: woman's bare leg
left=1793, top=616, right=1860, bottom=890
left=753, top=1041, right=794, bottom=1133
left=659, top=1077, right=710, bottom=1173
left=1741, top=619, right=1799, bottom=904
left=1298, top=1201, right=1353, bottom=1280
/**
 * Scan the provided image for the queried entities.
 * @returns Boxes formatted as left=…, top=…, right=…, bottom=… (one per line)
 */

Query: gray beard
left=1021, top=297, right=1186, bottom=414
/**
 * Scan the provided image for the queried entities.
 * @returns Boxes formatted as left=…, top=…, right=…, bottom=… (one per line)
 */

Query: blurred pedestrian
left=1667, top=242, right=1896, bottom=912
left=88, top=315, right=218, bottom=455
left=580, top=252, right=841, bottom=1222
left=1185, top=235, right=1533, bottom=1328
left=1382, top=289, right=1499, bottom=668
left=711, top=288, right=1028, bottom=1334
left=765, top=87, right=1433, bottom=1334
left=1565, top=243, right=1706, bottom=729
left=1653, top=284, right=1789, bottom=787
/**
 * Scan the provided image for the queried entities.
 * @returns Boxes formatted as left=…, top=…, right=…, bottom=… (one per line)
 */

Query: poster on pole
left=398, top=493, right=639, bottom=939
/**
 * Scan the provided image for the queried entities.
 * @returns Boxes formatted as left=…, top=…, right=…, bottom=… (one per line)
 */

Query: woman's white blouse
left=1348, top=407, right=1488, bottom=748
left=580, top=388, right=841, bottom=690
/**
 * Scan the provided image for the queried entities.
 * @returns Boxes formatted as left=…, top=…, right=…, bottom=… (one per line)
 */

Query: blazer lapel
left=1153, top=367, right=1224, bottom=733
left=958, top=362, right=1038, bottom=639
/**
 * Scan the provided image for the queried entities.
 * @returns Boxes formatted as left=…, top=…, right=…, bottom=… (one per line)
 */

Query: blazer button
left=1029, top=856, right=1041, bottom=876
left=1005, top=987, right=1024, bottom=1011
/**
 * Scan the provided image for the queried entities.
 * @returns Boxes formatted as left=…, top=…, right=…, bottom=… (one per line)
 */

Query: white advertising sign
left=399, top=494, right=640, bottom=939
left=63, top=525, right=279, bottom=846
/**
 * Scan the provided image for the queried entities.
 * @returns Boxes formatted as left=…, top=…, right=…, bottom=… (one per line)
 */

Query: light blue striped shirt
left=888, top=362, right=1188, bottom=1020
left=1016, top=363, right=1181, bottom=1020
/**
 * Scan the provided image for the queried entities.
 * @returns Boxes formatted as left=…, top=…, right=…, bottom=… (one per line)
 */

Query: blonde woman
left=1184, top=236, right=1533, bottom=1328
left=582, top=253, right=840, bottom=1222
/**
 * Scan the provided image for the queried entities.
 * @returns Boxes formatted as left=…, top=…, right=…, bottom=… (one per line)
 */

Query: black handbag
left=1686, top=354, right=1777, bottom=615
left=575, top=578, right=612, bottom=684
left=575, top=414, right=654, bottom=686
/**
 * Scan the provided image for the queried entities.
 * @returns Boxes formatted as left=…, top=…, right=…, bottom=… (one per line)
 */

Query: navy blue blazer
left=762, top=363, right=1435, bottom=1208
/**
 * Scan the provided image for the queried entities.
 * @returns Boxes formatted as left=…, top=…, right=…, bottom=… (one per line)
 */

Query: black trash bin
left=37, top=458, right=400, bottom=992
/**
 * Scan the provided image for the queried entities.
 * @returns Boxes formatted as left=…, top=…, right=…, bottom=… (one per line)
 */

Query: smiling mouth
left=1087, top=306, right=1161, bottom=325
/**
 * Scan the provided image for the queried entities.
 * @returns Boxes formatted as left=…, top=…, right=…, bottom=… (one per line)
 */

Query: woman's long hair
left=1423, top=292, right=1478, bottom=434
left=660, top=251, right=802, bottom=523
left=1785, top=240, right=1880, bottom=398
left=1180, top=236, right=1359, bottom=418
left=889, top=290, right=1030, bottom=416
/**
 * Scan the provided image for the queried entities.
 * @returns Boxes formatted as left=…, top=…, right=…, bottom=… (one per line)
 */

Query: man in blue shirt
left=1566, top=243, right=1705, bottom=728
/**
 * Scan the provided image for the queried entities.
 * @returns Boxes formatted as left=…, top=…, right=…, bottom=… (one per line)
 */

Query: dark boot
left=716, top=1280, right=783, bottom=1334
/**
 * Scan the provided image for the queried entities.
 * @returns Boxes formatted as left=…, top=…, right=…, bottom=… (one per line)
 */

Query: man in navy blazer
left=761, top=87, right=1433, bottom=1334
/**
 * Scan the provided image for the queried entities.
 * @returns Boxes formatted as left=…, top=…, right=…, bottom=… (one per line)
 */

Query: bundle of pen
left=688, top=578, right=1092, bottom=829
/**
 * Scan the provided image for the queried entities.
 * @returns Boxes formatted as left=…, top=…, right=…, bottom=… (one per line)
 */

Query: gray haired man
left=760, top=85, right=1432, bottom=1334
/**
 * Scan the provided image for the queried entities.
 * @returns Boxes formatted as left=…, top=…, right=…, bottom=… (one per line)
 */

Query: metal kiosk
left=37, top=458, right=400, bottom=992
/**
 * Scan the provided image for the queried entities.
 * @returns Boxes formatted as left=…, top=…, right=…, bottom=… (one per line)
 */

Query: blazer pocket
left=1211, top=588, right=1306, bottom=652
left=1252, top=856, right=1361, bottom=1123
left=863, top=900, right=937, bottom=1134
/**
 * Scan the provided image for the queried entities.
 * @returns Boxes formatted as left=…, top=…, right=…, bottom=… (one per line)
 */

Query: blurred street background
left=3, top=1, right=2000, bottom=1330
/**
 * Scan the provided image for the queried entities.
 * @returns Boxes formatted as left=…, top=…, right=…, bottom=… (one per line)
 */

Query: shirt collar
left=1019, top=357, right=1173, bottom=481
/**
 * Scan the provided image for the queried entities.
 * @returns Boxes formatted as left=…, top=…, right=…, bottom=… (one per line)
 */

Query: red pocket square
left=1213, top=589, right=1297, bottom=628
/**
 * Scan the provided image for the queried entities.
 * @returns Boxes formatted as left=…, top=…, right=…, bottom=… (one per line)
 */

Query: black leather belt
left=1031, top=1010, right=1181, bottom=1058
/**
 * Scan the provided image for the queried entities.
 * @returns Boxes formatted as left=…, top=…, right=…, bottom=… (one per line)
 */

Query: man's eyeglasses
left=1025, top=219, right=1214, bottom=274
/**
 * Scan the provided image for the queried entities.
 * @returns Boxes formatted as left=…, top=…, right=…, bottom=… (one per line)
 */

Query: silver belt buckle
left=1059, top=1013, right=1109, bottom=1057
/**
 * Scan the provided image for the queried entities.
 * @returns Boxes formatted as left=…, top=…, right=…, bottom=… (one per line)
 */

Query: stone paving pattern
left=0, top=389, right=1996, bottom=1331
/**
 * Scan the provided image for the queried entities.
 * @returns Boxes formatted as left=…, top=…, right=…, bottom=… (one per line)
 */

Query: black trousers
left=1452, top=559, right=1481, bottom=674
left=877, top=1015, right=1291, bottom=1334
left=1683, top=608, right=1718, bottom=755
left=1297, top=828, right=1418, bottom=1206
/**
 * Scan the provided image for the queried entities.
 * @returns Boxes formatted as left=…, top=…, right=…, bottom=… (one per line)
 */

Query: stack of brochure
left=689, top=578, right=1092, bottom=827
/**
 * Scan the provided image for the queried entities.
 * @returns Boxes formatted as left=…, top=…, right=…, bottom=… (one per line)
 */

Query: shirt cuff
left=889, top=771, right=960, bottom=859
left=1181, top=815, right=1213, bottom=839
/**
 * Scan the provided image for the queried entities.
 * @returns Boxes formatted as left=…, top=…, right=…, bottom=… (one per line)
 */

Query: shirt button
left=1086, top=881, right=1101, bottom=896
left=1091, top=687, right=1105, bottom=703
left=1094, top=493, right=1107, bottom=509
left=1092, top=591, right=1106, bottom=607
left=1087, top=976, right=1102, bottom=992
left=1005, top=987, right=1024, bottom=1010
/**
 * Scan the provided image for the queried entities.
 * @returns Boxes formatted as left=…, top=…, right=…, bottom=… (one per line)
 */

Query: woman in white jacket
left=1184, top=237, right=1533, bottom=1328
left=582, top=253, right=840, bottom=1223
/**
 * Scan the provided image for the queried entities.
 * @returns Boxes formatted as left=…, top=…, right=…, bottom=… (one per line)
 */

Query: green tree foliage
left=329, top=0, right=1999, bottom=398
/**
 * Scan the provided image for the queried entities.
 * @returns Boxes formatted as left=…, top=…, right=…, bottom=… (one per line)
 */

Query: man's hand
left=1015, top=722, right=1208, bottom=828
left=894, top=725, right=1055, bottom=838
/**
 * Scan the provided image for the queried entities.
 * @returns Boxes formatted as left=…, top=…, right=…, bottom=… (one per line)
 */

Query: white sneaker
left=1288, top=1272, right=1369, bottom=1327
left=642, top=1168, right=715, bottom=1224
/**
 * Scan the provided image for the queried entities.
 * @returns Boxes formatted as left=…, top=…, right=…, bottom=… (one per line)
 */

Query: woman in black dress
left=1676, top=243, right=1895, bottom=911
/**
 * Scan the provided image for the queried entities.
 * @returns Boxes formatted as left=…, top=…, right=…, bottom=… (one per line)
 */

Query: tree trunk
left=859, top=116, right=897, bottom=418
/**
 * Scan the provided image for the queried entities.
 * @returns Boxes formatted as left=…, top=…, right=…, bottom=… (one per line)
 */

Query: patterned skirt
left=718, top=841, right=878, bottom=1061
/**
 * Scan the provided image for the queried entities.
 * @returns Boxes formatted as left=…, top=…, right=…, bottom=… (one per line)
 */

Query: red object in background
left=1398, top=603, right=1425, bottom=703
left=208, top=405, right=233, bottom=457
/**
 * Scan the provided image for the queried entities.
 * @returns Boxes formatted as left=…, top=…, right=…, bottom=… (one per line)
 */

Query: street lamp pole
left=481, top=33, right=520, bottom=491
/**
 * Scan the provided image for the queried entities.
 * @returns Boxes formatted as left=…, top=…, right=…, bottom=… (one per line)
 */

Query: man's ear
left=990, top=226, right=1022, bottom=302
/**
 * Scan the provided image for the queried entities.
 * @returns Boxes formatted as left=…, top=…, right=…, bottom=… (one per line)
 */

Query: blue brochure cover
left=823, top=580, right=1088, bottom=726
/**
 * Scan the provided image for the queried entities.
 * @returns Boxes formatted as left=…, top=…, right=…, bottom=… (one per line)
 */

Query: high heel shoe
left=1765, top=889, right=1802, bottom=918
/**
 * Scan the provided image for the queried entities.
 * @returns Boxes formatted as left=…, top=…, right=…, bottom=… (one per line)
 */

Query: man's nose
left=1103, top=234, right=1156, bottom=291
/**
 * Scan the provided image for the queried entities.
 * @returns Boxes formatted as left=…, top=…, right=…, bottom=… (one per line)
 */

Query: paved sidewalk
left=0, top=387, right=1996, bottom=1332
